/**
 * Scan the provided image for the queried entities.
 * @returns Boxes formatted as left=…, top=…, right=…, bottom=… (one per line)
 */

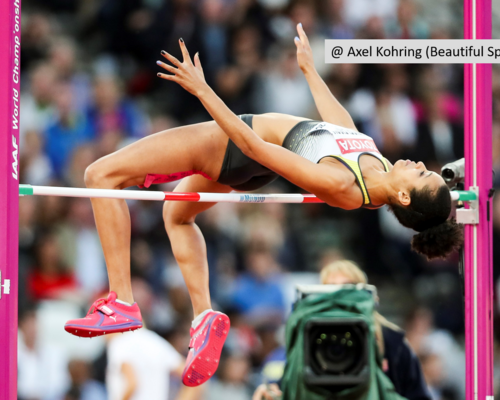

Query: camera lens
left=310, top=325, right=364, bottom=375
left=441, top=158, right=465, bottom=184
left=441, top=167, right=456, bottom=182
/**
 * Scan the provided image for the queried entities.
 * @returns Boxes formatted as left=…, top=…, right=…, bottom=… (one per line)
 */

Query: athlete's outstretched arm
left=156, top=41, right=354, bottom=206
left=294, top=24, right=358, bottom=131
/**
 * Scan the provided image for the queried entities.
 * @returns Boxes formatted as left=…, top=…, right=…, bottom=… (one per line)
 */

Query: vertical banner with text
left=0, top=0, right=21, bottom=398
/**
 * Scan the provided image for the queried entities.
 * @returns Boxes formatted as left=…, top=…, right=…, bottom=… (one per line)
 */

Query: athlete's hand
left=294, top=23, right=315, bottom=75
left=156, top=39, right=208, bottom=97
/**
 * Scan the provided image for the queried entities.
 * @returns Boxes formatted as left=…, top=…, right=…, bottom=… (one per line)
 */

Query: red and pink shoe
left=64, top=292, right=142, bottom=337
left=182, top=311, right=230, bottom=387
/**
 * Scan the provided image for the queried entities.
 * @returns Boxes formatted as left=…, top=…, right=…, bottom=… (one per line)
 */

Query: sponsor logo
left=239, top=194, right=265, bottom=203
left=336, top=138, right=380, bottom=154
left=12, top=135, right=18, bottom=180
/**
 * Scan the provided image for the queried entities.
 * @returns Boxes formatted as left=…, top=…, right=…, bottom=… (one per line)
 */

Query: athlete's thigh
left=94, top=121, right=228, bottom=188
left=163, top=174, right=233, bottom=225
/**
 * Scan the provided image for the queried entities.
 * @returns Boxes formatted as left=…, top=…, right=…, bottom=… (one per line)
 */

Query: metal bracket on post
left=456, top=186, right=479, bottom=224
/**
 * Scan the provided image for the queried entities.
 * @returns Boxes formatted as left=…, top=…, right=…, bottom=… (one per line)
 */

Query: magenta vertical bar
left=463, top=1, right=494, bottom=400
left=0, top=0, right=20, bottom=398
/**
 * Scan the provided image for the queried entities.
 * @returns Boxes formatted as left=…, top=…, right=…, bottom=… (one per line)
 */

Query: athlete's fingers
left=156, top=61, right=177, bottom=74
left=194, top=52, right=203, bottom=71
left=294, top=36, right=302, bottom=50
left=161, top=50, right=181, bottom=67
left=179, top=38, right=193, bottom=65
left=157, top=72, right=178, bottom=82
left=297, top=23, right=309, bottom=45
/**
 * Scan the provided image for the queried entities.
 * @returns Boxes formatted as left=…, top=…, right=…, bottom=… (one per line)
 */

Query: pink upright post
left=0, top=0, right=21, bottom=399
left=463, top=1, right=494, bottom=400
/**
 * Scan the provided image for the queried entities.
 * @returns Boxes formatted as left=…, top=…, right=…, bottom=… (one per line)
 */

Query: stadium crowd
left=17, top=0, right=500, bottom=399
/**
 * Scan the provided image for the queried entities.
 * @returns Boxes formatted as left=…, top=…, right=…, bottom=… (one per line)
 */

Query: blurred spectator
left=342, top=0, right=397, bottom=29
left=229, top=247, right=286, bottom=324
left=198, top=0, right=230, bottom=80
left=20, top=63, right=57, bottom=145
left=65, top=144, right=99, bottom=188
left=207, top=352, right=253, bottom=400
left=255, top=45, right=314, bottom=116
left=321, top=0, right=356, bottom=40
left=106, top=327, right=203, bottom=400
left=44, top=82, right=94, bottom=178
left=21, top=130, right=54, bottom=185
left=405, top=308, right=465, bottom=399
left=412, top=91, right=463, bottom=171
left=86, top=76, right=149, bottom=151
left=48, top=37, right=93, bottom=112
left=216, top=24, right=263, bottom=115
left=61, top=198, right=107, bottom=298
left=419, top=351, right=458, bottom=400
left=64, top=359, right=107, bottom=400
left=18, top=308, right=70, bottom=400
left=288, top=1, right=329, bottom=77
left=350, top=66, right=417, bottom=161
left=27, top=231, right=78, bottom=301
left=20, top=13, right=55, bottom=72
left=107, top=329, right=176, bottom=400
left=105, top=274, right=198, bottom=400
left=385, top=0, right=429, bottom=39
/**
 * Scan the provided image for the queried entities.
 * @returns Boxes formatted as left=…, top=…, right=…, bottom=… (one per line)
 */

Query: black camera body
left=296, top=284, right=377, bottom=391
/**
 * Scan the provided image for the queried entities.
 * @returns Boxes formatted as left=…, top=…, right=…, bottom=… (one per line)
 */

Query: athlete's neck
left=363, top=165, right=396, bottom=206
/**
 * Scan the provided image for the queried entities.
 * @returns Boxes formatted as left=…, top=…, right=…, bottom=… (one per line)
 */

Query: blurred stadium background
left=17, top=0, right=500, bottom=399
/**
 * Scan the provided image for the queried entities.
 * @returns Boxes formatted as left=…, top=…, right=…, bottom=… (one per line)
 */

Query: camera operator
left=253, top=261, right=431, bottom=400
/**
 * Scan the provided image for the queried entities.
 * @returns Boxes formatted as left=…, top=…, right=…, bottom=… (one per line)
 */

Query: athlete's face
left=391, top=159, right=446, bottom=205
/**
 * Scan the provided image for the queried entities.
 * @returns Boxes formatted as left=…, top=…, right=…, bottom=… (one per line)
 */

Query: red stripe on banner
left=302, top=195, right=324, bottom=203
left=163, top=192, right=201, bottom=202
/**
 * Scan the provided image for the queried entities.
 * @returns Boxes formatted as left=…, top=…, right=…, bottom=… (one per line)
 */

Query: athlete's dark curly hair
left=388, top=185, right=463, bottom=259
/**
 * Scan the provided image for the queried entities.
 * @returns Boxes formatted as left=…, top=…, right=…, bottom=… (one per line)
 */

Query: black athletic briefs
left=217, top=114, right=279, bottom=191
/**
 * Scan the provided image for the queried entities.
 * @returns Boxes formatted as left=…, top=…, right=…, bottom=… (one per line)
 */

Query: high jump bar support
left=0, top=1, right=494, bottom=400
left=18, top=184, right=477, bottom=203
left=464, top=1, right=494, bottom=400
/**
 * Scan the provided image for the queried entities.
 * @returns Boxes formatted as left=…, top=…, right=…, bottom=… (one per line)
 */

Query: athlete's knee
left=163, top=203, right=195, bottom=231
left=84, top=160, right=116, bottom=189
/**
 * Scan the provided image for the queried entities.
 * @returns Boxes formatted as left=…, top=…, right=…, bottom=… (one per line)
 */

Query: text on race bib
left=336, top=138, right=380, bottom=154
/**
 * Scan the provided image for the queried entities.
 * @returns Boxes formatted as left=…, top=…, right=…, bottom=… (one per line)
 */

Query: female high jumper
left=65, top=24, right=463, bottom=386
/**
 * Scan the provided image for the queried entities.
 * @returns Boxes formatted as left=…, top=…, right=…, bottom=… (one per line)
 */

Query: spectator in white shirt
left=106, top=328, right=203, bottom=400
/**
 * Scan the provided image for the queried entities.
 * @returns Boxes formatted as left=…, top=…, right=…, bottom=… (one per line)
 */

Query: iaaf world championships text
left=325, top=40, right=500, bottom=63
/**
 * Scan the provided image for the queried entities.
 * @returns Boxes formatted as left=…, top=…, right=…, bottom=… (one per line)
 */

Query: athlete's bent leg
left=163, top=175, right=232, bottom=317
left=84, top=165, right=136, bottom=303
left=163, top=175, right=232, bottom=386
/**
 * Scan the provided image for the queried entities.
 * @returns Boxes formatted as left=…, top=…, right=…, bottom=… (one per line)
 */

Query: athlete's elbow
left=241, top=140, right=264, bottom=162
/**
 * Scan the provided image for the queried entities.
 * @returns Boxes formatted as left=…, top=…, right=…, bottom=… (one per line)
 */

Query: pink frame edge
left=0, top=0, right=21, bottom=399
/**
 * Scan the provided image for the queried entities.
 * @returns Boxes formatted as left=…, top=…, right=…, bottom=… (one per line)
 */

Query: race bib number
left=336, top=137, right=380, bottom=154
